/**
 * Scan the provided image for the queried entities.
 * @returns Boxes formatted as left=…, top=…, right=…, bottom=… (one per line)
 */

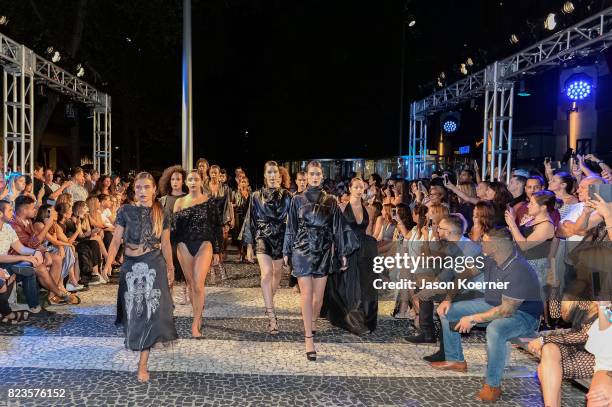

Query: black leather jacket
left=240, top=187, right=292, bottom=248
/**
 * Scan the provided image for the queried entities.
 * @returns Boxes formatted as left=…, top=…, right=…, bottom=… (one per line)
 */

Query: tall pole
left=398, top=13, right=407, bottom=156
left=182, top=0, right=193, bottom=170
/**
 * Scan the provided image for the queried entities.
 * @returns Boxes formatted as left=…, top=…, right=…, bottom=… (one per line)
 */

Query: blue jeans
left=1, top=263, right=40, bottom=309
left=441, top=298, right=540, bottom=387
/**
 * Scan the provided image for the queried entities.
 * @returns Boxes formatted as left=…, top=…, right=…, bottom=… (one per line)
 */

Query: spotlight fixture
left=46, top=46, right=54, bottom=54
left=408, top=19, right=416, bottom=27
left=52, top=51, right=61, bottom=63
left=460, top=63, right=468, bottom=75
left=544, top=13, right=557, bottom=31
left=0, top=16, right=8, bottom=26
left=437, top=77, right=444, bottom=87
left=440, top=112, right=460, bottom=134
left=564, top=73, right=593, bottom=100
left=517, top=80, right=531, bottom=97
left=509, top=34, right=519, bottom=44
left=440, top=72, right=446, bottom=79
left=76, top=64, right=85, bottom=78
left=562, top=1, right=575, bottom=14
left=466, top=57, right=474, bottom=67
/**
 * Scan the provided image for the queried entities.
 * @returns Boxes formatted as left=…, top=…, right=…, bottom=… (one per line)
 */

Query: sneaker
left=66, top=283, right=85, bottom=292
left=88, top=275, right=102, bottom=286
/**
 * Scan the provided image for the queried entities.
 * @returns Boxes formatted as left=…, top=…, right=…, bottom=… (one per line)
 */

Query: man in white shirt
left=65, top=167, right=88, bottom=202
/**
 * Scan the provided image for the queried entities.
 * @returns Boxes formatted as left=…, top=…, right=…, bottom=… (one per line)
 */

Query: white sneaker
left=66, top=283, right=84, bottom=292
left=88, top=275, right=102, bottom=286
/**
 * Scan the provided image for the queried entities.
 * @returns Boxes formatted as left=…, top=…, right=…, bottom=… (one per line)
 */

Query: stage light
left=460, top=63, right=468, bottom=75
left=440, top=72, right=446, bottom=79
left=509, top=34, right=519, bottom=44
left=517, top=80, right=531, bottom=97
left=76, top=64, right=85, bottom=78
left=441, top=112, right=460, bottom=134
left=0, top=16, right=8, bottom=26
left=466, top=57, right=474, bottom=67
left=443, top=120, right=458, bottom=133
left=52, top=51, right=61, bottom=63
left=564, top=73, right=593, bottom=100
left=545, top=13, right=557, bottom=30
left=408, top=19, right=416, bottom=27
left=563, top=1, right=575, bottom=14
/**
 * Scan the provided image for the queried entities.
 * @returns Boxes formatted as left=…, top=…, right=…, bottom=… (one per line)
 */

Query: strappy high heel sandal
left=305, top=335, right=316, bottom=361
left=265, top=308, right=279, bottom=335
left=218, top=264, right=228, bottom=281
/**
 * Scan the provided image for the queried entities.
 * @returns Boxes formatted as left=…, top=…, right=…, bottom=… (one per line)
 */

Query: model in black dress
left=325, top=177, right=378, bottom=335
left=283, top=161, right=358, bottom=360
left=158, top=165, right=188, bottom=304
left=207, top=165, right=234, bottom=282
left=231, top=177, right=251, bottom=263
left=172, top=170, right=223, bottom=338
left=241, top=161, right=292, bottom=335
left=103, top=172, right=178, bottom=383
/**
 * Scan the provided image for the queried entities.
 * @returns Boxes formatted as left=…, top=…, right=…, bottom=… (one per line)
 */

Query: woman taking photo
left=326, top=177, right=377, bottom=335
left=241, top=161, right=292, bottom=335
left=172, top=170, right=223, bottom=338
left=103, top=172, right=178, bottom=383
left=283, top=161, right=356, bottom=361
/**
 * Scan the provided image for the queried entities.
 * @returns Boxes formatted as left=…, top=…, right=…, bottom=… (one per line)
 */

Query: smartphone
left=589, top=183, right=612, bottom=202
left=391, top=208, right=398, bottom=219
left=428, top=219, right=433, bottom=228
left=544, top=157, right=551, bottom=164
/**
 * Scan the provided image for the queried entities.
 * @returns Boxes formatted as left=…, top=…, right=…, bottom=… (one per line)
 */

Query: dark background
left=1, top=0, right=611, bottom=177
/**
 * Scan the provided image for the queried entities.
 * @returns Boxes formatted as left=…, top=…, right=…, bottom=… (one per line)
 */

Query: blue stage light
left=443, top=120, right=457, bottom=133
left=565, top=74, right=592, bottom=101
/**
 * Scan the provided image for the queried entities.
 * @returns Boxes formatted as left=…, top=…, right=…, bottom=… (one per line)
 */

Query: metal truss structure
left=407, top=6, right=612, bottom=181
left=406, top=103, right=427, bottom=180
left=0, top=33, right=111, bottom=176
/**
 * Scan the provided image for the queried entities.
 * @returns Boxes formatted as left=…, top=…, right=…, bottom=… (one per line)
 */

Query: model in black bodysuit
left=241, top=161, right=292, bottom=335
left=173, top=170, right=223, bottom=339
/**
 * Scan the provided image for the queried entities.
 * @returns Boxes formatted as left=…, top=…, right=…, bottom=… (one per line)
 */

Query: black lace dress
left=115, top=205, right=178, bottom=351
left=283, top=186, right=358, bottom=278
left=241, top=187, right=292, bottom=260
left=325, top=203, right=378, bottom=334
left=171, top=200, right=223, bottom=256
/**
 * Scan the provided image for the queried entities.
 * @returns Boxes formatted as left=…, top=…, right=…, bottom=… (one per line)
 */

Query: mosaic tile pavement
left=0, top=259, right=587, bottom=406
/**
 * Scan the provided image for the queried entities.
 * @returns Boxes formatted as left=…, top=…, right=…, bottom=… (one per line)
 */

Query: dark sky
left=1, top=0, right=609, bottom=174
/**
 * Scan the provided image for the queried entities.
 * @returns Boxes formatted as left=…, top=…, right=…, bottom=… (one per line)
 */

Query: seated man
left=432, top=227, right=543, bottom=402
left=4, top=197, right=78, bottom=305
left=0, top=200, right=49, bottom=315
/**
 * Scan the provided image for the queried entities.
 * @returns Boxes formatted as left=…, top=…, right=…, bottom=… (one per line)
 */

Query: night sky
left=1, top=0, right=610, bottom=175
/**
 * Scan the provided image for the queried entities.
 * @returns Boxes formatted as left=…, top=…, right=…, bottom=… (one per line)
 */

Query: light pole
left=182, top=0, right=193, bottom=169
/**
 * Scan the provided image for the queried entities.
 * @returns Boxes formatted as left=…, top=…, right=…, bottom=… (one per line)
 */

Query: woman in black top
left=158, top=166, right=188, bottom=303
left=283, top=161, right=357, bottom=361
left=207, top=165, right=234, bottom=282
left=325, top=177, right=377, bottom=335
left=241, top=161, right=292, bottom=335
left=172, top=170, right=223, bottom=339
left=231, top=176, right=251, bottom=263
left=103, top=172, right=177, bottom=383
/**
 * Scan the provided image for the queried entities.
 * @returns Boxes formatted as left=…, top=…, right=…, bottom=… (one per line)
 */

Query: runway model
left=241, top=161, right=292, bottom=334
left=283, top=161, right=357, bottom=360
left=104, top=172, right=178, bottom=383
left=326, top=177, right=377, bottom=335
left=172, top=170, right=223, bottom=338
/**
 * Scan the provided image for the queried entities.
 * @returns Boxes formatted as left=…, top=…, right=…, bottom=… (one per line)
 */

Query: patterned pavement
left=0, top=260, right=587, bottom=406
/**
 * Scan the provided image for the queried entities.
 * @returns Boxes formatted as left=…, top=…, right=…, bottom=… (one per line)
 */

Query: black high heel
left=305, top=335, right=316, bottom=361
left=265, top=308, right=279, bottom=335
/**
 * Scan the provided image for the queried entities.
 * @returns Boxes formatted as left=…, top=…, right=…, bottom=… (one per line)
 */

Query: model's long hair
left=135, top=172, right=164, bottom=238
left=158, top=165, right=187, bottom=196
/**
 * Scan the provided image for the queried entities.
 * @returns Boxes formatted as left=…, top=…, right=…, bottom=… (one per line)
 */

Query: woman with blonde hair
left=103, top=172, right=177, bottom=382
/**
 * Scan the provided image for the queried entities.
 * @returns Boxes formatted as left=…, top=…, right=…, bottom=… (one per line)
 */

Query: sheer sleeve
left=116, top=206, right=127, bottom=228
